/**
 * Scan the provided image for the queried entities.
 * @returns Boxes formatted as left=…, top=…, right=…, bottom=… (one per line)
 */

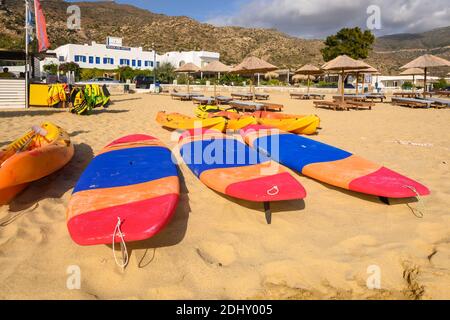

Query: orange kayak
left=0, top=122, right=74, bottom=205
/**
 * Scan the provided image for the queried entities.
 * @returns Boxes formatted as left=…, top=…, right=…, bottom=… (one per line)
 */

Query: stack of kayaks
left=195, top=105, right=238, bottom=119
left=67, top=134, right=180, bottom=246
left=0, top=122, right=74, bottom=205
left=156, top=111, right=257, bottom=132
left=240, top=125, right=430, bottom=199
left=157, top=111, right=227, bottom=132
left=178, top=129, right=306, bottom=204
left=195, top=106, right=320, bottom=135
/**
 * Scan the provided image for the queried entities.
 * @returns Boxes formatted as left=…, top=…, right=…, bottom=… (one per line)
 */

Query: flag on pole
left=33, top=0, right=50, bottom=52
left=26, top=1, right=34, bottom=45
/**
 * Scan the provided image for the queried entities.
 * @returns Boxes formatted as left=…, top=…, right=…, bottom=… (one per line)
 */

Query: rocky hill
left=1, top=0, right=449, bottom=74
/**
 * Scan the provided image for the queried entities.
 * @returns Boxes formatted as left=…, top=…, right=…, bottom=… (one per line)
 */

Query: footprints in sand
left=196, top=241, right=237, bottom=267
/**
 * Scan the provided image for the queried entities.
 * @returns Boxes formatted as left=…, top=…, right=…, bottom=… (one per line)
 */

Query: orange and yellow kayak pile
left=0, top=122, right=74, bottom=205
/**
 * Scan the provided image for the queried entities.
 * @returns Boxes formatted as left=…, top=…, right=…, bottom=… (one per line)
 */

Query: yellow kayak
left=226, top=116, right=258, bottom=131
left=195, top=105, right=238, bottom=119
left=258, top=115, right=320, bottom=135
left=156, top=111, right=227, bottom=132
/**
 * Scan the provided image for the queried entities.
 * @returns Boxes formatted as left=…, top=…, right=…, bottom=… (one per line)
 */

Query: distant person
left=0, top=67, right=15, bottom=78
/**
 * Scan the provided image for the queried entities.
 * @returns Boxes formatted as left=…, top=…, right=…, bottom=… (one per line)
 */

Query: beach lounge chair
left=231, top=93, right=254, bottom=100
left=365, top=93, right=386, bottom=103
left=215, top=96, right=233, bottom=105
left=435, top=90, right=450, bottom=98
left=313, top=100, right=350, bottom=111
left=229, top=100, right=283, bottom=112
left=426, top=97, right=450, bottom=109
left=290, top=93, right=325, bottom=100
left=333, top=94, right=367, bottom=102
left=255, top=93, right=270, bottom=100
left=344, top=100, right=375, bottom=110
left=192, top=96, right=216, bottom=105
left=393, top=92, right=420, bottom=98
left=171, top=92, right=204, bottom=101
left=391, top=97, right=434, bottom=108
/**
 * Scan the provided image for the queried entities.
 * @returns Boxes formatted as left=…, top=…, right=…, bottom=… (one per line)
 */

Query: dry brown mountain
left=1, top=0, right=449, bottom=75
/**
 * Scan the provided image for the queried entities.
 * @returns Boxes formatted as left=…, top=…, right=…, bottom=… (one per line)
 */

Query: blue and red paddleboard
left=178, top=129, right=306, bottom=202
left=67, top=135, right=179, bottom=246
left=241, top=125, right=430, bottom=199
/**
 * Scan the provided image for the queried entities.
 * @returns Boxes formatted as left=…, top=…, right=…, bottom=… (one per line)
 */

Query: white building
left=159, top=51, right=220, bottom=68
left=41, top=37, right=221, bottom=75
left=44, top=37, right=160, bottom=72
left=369, top=75, right=449, bottom=90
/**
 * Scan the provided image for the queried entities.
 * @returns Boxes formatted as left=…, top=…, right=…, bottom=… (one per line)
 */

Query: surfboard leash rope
left=112, top=217, right=129, bottom=269
left=403, top=185, right=424, bottom=218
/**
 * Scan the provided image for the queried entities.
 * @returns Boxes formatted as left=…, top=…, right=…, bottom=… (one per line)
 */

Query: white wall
left=159, top=51, right=220, bottom=68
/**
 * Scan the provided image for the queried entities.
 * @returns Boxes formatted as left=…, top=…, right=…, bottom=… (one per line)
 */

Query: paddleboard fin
left=264, top=202, right=272, bottom=225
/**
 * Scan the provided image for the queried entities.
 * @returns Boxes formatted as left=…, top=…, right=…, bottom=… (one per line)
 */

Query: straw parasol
left=400, top=68, right=424, bottom=93
left=348, top=65, right=379, bottom=94
left=175, top=63, right=200, bottom=94
left=265, top=71, right=279, bottom=80
left=231, top=56, right=278, bottom=94
left=322, top=55, right=371, bottom=102
left=401, top=54, right=450, bottom=96
left=201, top=61, right=232, bottom=97
left=295, top=64, right=322, bottom=94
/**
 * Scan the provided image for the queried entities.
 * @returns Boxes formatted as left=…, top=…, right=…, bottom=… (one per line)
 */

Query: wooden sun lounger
left=365, top=94, right=386, bottom=103
left=333, top=95, right=367, bottom=102
left=192, top=96, right=216, bottom=105
left=313, top=100, right=350, bottom=111
left=393, top=92, right=420, bottom=98
left=231, top=93, right=254, bottom=100
left=171, top=92, right=204, bottom=101
left=344, top=100, right=374, bottom=110
left=391, top=97, right=434, bottom=108
left=290, top=93, right=325, bottom=100
left=229, top=100, right=283, bottom=112
left=215, top=96, right=233, bottom=105
left=255, top=93, right=270, bottom=100
left=427, top=98, right=450, bottom=109
left=434, top=90, right=450, bottom=98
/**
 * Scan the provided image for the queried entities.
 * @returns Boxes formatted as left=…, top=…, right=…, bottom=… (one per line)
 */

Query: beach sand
left=0, top=91, right=449, bottom=300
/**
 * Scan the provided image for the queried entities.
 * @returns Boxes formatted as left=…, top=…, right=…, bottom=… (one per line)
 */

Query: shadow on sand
left=0, top=109, right=66, bottom=118
left=8, top=143, right=94, bottom=212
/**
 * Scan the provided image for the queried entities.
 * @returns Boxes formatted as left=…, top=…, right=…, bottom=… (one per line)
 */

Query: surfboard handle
left=264, top=202, right=272, bottom=225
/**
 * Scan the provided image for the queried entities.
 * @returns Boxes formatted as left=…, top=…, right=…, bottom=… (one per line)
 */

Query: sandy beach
left=0, top=91, right=449, bottom=300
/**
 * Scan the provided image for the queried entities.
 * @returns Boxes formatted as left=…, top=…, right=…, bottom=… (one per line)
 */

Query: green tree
left=117, top=66, right=135, bottom=81
left=321, top=27, right=375, bottom=62
left=154, top=63, right=176, bottom=84
left=434, top=78, right=448, bottom=90
left=59, top=62, right=81, bottom=78
left=43, top=63, right=58, bottom=75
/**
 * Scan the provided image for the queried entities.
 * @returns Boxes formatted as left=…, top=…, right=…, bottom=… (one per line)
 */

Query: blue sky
left=70, top=0, right=450, bottom=38
left=80, top=0, right=244, bottom=22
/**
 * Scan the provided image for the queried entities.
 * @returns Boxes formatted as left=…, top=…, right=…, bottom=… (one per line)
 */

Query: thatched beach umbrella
left=295, top=64, right=322, bottom=94
left=322, top=55, right=371, bottom=102
left=401, top=54, right=450, bottom=96
left=175, top=62, right=200, bottom=94
left=349, top=65, right=379, bottom=94
left=400, top=68, right=424, bottom=93
left=231, top=56, right=278, bottom=94
left=201, top=61, right=232, bottom=97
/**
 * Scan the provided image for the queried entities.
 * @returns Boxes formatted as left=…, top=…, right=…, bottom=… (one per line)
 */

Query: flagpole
left=25, top=0, right=29, bottom=109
